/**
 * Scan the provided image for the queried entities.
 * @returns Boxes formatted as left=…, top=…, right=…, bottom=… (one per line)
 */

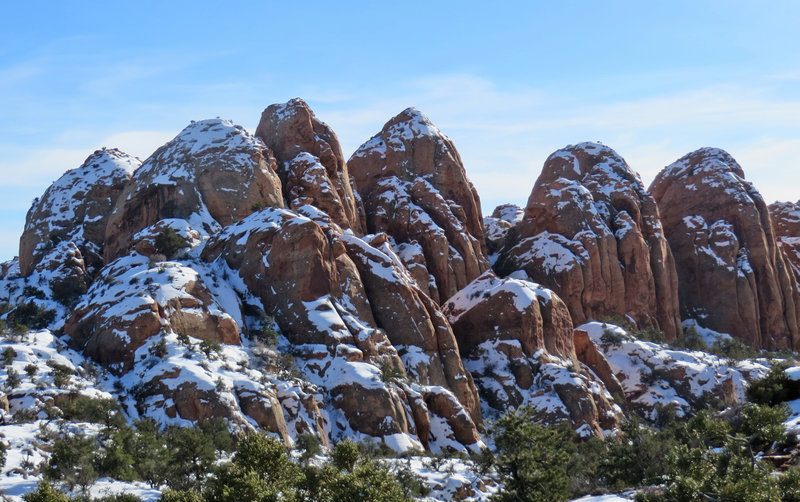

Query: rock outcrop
left=19, top=148, right=139, bottom=276
left=104, top=119, right=283, bottom=261
left=651, top=148, right=800, bottom=350
left=769, top=200, right=800, bottom=282
left=64, top=254, right=240, bottom=373
left=255, top=98, right=365, bottom=233
left=443, top=271, right=621, bottom=437
left=349, top=108, right=490, bottom=304
left=483, top=204, right=524, bottom=258
left=497, top=142, right=681, bottom=340
left=200, top=207, right=482, bottom=445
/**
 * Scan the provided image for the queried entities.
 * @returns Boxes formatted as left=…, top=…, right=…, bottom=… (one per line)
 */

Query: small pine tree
left=22, top=481, right=71, bottom=502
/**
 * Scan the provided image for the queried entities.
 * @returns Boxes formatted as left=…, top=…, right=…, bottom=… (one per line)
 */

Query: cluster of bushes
left=2, top=299, right=56, bottom=332
left=42, top=415, right=232, bottom=492
left=484, top=404, right=800, bottom=502
left=28, top=398, right=419, bottom=502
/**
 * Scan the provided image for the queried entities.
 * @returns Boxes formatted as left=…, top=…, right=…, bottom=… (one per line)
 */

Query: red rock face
left=769, top=200, right=800, bottom=282
left=63, top=254, right=241, bottom=373
left=201, top=207, right=481, bottom=443
left=348, top=108, right=490, bottom=303
left=443, top=271, right=621, bottom=436
left=104, top=119, right=283, bottom=262
left=497, top=142, right=681, bottom=340
left=20, top=148, right=138, bottom=277
left=651, top=148, right=800, bottom=350
left=255, top=98, right=365, bottom=234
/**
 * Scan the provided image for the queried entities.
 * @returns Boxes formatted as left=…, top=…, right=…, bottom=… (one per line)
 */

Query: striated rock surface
left=255, top=98, right=364, bottom=233
left=769, top=200, right=800, bottom=283
left=20, top=148, right=139, bottom=276
left=349, top=108, right=490, bottom=303
left=104, top=119, right=283, bottom=261
left=497, top=142, right=681, bottom=340
left=443, top=271, right=621, bottom=437
left=651, top=148, right=800, bottom=350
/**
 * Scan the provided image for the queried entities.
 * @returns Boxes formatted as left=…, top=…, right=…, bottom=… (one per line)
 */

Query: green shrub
left=490, top=406, right=573, bottom=502
left=7, top=301, right=55, bottom=330
left=47, top=360, right=74, bottom=389
left=22, top=481, right=71, bottom=502
left=0, top=440, right=6, bottom=470
left=378, top=359, right=405, bottom=383
left=331, top=440, right=360, bottom=472
left=25, top=363, right=38, bottom=377
left=154, top=228, right=189, bottom=258
left=747, top=362, right=796, bottom=405
left=295, top=433, right=322, bottom=463
left=6, top=367, right=20, bottom=389
left=3, top=346, right=15, bottom=365
left=199, top=339, right=221, bottom=358
left=51, top=276, right=87, bottom=307
left=600, top=328, right=625, bottom=346
left=159, top=490, right=203, bottom=502
left=58, top=396, right=124, bottom=426
left=22, top=286, right=46, bottom=300
left=44, top=433, right=98, bottom=490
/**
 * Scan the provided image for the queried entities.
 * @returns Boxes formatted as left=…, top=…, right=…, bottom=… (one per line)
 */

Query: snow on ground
left=383, top=456, right=499, bottom=502
left=580, top=321, right=770, bottom=420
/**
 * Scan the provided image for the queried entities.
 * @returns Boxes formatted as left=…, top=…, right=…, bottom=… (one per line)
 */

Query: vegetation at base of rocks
left=4, top=300, right=56, bottom=331
left=50, top=276, right=88, bottom=308
left=196, top=435, right=413, bottom=502
left=46, top=360, right=75, bottom=389
left=55, top=396, right=126, bottom=426
left=24, top=480, right=144, bottom=501
left=42, top=417, right=234, bottom=492
left=154, top=228, right=189, bottom=258
left=378, top=359, right=406, bottom=383
left=483, top=403, right=800, bottom=501
left=33, top=417, right=419, bottom=502
left=0, top=439, right=6, bottom=470
left=747, top=361, right=800, bottom=406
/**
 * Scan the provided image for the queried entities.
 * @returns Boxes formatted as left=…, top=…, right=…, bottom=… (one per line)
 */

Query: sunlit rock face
left=497, top=142, right=681, bottom=341
left=255, top=98, right=365, bottom=234
left=651, top=147, right=800, bottom=350
left=349, top=107, right=490, bottom=304
left=104, top=119, right=284, bottom=262
left=20, top=148, right=139, bottom=277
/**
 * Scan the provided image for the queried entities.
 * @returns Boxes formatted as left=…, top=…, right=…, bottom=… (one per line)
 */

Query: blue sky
left=1, top=1, right=799, bottom=261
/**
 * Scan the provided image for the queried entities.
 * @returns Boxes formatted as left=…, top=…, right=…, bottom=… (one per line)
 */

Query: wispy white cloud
left=312, top=74, right=800, bottom=211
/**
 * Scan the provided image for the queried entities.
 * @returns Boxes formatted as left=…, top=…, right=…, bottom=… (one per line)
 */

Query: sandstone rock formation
left=483, top=204, right=524, bottom=258
left=651, top=148, right=800, bottom=349
left=255, top=98, right=364, bottom=233
left=349, top=108, right=490, bottom=304
left=769, top=200, right=800, bottom=282
left=64, top=253, right=240, bottom=372
left=200, top=207, right=482, bottom=444
left=104, top=119, right=283, bottom=261
left=497, top=142, right=681, bottom=340
left=20, top=148, right=139, bottom=276
left=443, top=271, right=621, bottom=436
